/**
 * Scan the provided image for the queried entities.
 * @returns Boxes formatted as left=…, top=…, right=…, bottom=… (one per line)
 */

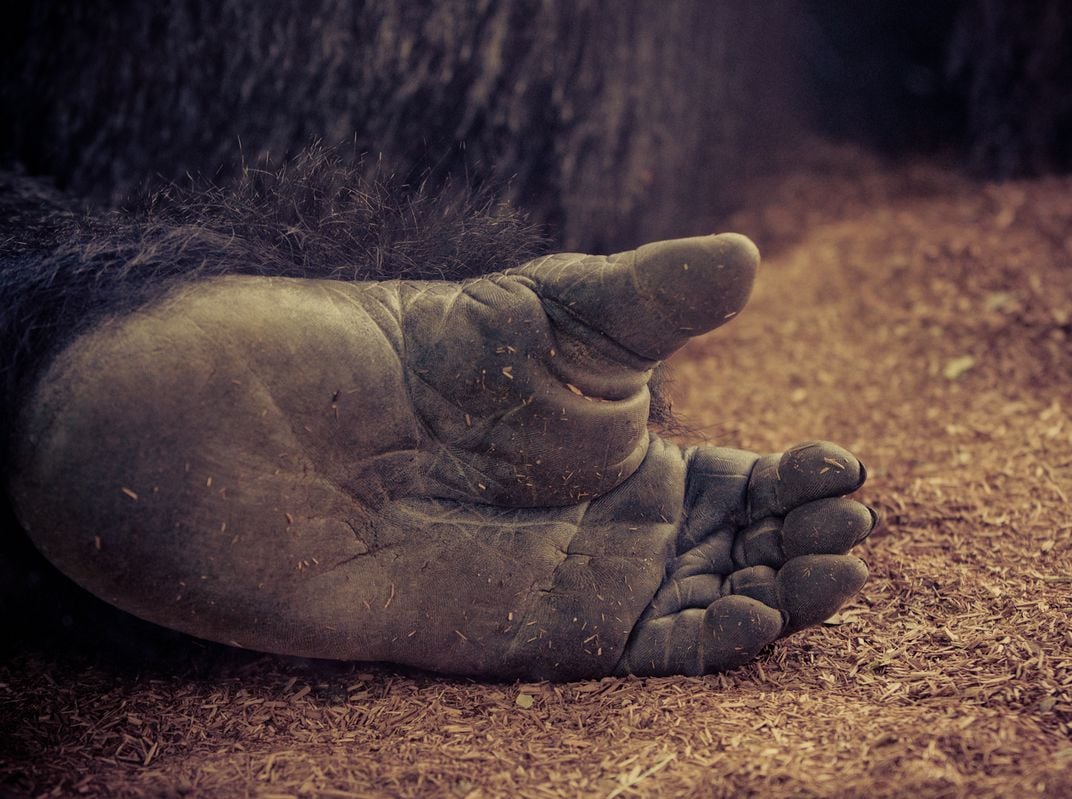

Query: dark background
left=3, top=0, right=1070, bottom=252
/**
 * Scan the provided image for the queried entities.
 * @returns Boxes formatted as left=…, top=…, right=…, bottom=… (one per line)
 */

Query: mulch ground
left=1, top=142, right=1070, bottom=798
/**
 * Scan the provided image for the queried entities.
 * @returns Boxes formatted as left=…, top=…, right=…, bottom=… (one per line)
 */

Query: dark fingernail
left=856, top=506, right=880, bottom=544
left=854, top=459, right=868, bottom=491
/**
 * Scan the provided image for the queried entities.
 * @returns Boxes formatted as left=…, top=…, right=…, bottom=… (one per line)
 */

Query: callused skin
left=11, top=234, right=874, bottom=679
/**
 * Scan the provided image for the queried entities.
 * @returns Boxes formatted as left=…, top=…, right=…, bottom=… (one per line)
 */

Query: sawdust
left=2, top=147, right=1070, bottom=798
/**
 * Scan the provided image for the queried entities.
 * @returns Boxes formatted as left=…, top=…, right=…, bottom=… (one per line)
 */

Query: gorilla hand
left=11, top=234, right=874, bottom=679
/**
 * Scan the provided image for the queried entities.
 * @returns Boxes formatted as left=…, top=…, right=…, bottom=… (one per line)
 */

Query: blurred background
left=2, top=0, right=1070, bottom=252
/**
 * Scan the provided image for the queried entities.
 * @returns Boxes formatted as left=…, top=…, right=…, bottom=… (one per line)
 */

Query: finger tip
left=702, top=596, right=784, bottom=672
left=780, top=441, right=867, bottom=502
left=776, top=554, right=869, bottom=631
left=637, top=233, right=753, bottom=276
left=843, top=555, right=870, bottom=591
left=700, top=233, right=759, bottom=315
left=860, top=506, right=881, bottom=543
left=856, top=458, right=869, bottom=488
left=710, top=232, right=760, bottom=276
left=705, top=594, right=785, bottom=646
left=781, top=498, right=876, bottom=558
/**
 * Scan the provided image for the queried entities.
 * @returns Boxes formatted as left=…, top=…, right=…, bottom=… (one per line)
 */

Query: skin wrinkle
left=647, top=579, right=691, bottom=619
left=473, top=275, right=655, bottom=480
left=688, top=449, right=763, bottom=551
left=428, top=282, right=470, bottom=344
left=177, top=314, right=323, bottom=482
left=479, top=392, right=539, bottom=430
left=676, top=445, right=702, bottom=556
left=538, top=296, right=659, bottom=375
left=399, top=289, right=651, bottom=504
left=621, top=248, right=695, bottom=345
left=392, top=282, right=494, bottom=502
left=401, top=366, right=513, bottom=497
left=457, top=278, right=506, bottom=315
left=334, top=448, right=424, bottom=504
left=671, top=541, right=727, bottom=581
left=324, top=540, right=373, bottom=574
left=529, top=322, right=651, bottom=410
left=746, top=453, right=780, bottom=522
left=501, top=499, right=592, bottom=665
left=399, top=281, right=438, bottom=307
left=412, top=414, right=493, bottom=499
left=511, top=250, right=688, bottom=370
left=212, top=284, right=420, bottom=511
left=516, top=373, right=647, bottom=486
left=326, top=282, right=406, bottom=353
left=181, top=283, right=419, bottom=522
left=397, top=498, right=588, bottom=531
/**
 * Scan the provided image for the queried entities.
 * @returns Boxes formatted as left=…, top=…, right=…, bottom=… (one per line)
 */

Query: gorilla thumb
left=510, top=233, right=759, bottom=362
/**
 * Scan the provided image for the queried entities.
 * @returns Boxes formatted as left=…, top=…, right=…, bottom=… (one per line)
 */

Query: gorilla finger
left=775, top=554, right=869, bottom=633
left=645, top=574, right=725, bottom=619
left=731, top=517, right=786, bottom=569
left=780, top=498, right=878, bottom=559
left=617, top=595, right=784, bottom=676
left=670, top=531, right=736, bottom=580
left=722, top=565, right=780, bottom=608
left=510, top=233, right=759, bottom=362
left=702, top=595, right=786, bottom=672
left=748, top=441, right=867, bottom=520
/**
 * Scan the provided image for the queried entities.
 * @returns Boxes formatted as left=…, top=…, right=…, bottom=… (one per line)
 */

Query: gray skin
left=10, top=233, right=874, bottom=680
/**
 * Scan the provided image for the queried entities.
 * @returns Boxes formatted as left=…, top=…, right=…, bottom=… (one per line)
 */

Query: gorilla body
left=2, top=170, right=874, bottom=680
